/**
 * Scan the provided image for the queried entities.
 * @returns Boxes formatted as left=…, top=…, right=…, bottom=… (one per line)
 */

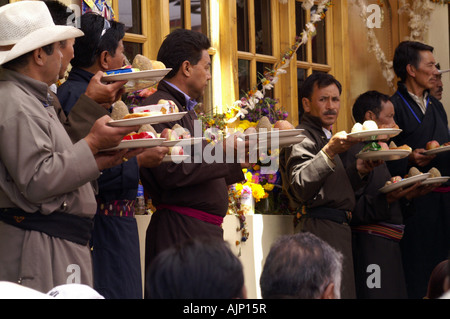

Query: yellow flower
left=263, top=183, right=275, bottom=191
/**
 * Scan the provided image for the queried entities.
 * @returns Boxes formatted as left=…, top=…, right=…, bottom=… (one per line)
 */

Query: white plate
left=245, top=129, right=305, bottom=140
left=102, top=69, right=172, bottom=82
left=161, top=137, right=205, bottom=147
left=100, top=138, right=165, bottom=152
left=422, top=176, right=450, bottom=185
left=356, top=149, right=411, bottom=161
left=102, top=69, right=172, bottom=93
left=107, top=112, right=188, bottom=127
left=421, top=145, right=450, bottom=155
left=347, top=128, right=402, bottom=140
left=251, top=135, right=306, bottom=151
left=162, top=155, right=190, bottom=163
left=379, top=173, right=430, bottom=194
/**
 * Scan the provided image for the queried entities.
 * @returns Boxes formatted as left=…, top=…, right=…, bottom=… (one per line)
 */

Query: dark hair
left=393, top=41, right=434, bottom=82
left=157, top=29, right=211, bottom=79
left=42, top=0, right=73, bottom=26
left=426, top=259, right=449, bottom=299
left=2, top=43, right=55, bottom=71
left=146, top=239, right=244, bottom=299
left=352, top=90, right=390, bottom=123
left=298, top=72, right=342, bottom=122
left=71, top=12, right=125, bottom=69
left=260, top=232, right=343, bottom=299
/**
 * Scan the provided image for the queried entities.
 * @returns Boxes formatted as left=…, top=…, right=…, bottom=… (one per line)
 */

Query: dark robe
left=341, top=143, right=407, bottom=299
left=388, top=82, right=450, bottom=299
left=279, top=114, right=366, bottom=299
left=139, top=80, right=244, bottom=298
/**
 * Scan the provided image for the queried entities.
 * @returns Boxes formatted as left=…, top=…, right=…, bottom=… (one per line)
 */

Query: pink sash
left=433, top=186, right=450, bottom=193
left=157, top=204, right=224, bottom=226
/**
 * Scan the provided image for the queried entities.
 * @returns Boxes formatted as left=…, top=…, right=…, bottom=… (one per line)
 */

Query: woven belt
left=96, top=199, right=136, bottom=217
left=352, top=222, right=405, bottom=242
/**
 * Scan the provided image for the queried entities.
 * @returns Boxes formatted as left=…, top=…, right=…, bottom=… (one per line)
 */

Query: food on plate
left=428, top=167, right=442, bottom=178
left=362, top=120, right=378, bottom=131
left=361, top=141, right=381, bottom=152
left=160, top=128, right=179, bottom=141
left=378, top=141, right=389, bottom=150
left=384, top=175, right=403, bottom=186
left=157, top=99, right=179, bottom=113
left=132, top=54, right=153, bottom=71
left=256, top=116, right=272, bottom=132
left=407, top=167, right=422, bottom=178
left=139, top=124, right=157, bottom=136
left=132, top=54, right=167, bottom=71
left=169, top=145, right=184, bottom=155
left=379, top=123, right=400, bottom=130
left=351, top=123, right=363, bottom=133
left=172, top=124, right=191, bottom=139
left=123, top=131, right=155, bottom=141
left=274, top=120, right=294, bottom=130
left=123, top=112, right=153, bottom=119
left=111, top=101, right=130, bottom=120
left=389, top=141, right=412, bottom=152
left=160, top=128, right=185, bottom=155
left=426, top=140, right=441, bottom=150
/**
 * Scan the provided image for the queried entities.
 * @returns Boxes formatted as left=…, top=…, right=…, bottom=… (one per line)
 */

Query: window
left=169, top=0, right=205, bottom=33
left=115, top=0, right=145, bottom=62
left=236, top=0, right=277, bottom=99
left=295, top=0, right=331, bottom=121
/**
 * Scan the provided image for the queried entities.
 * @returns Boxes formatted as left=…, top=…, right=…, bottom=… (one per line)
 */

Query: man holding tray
left=387, top=41, right=450, bottom=299
left=0, top=1, right=141, bottom=294
left=342, top=90, right=430, bottom=299
left=279, top=72, right=379, bottom=299
left=138, top=29, right=249, bottom=298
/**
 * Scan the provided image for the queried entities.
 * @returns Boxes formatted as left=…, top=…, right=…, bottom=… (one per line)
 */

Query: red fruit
left=426, top=140, right=440, bottom=150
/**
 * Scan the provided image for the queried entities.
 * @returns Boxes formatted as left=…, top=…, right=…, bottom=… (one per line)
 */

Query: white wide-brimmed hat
left=0, top=1, right=84, bottom=65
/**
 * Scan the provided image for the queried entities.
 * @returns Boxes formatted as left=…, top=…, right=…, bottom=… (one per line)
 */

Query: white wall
left=426, top=5, right=450, bottom=125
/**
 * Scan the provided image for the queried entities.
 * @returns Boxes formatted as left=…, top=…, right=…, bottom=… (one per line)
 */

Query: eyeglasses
left=100, top=18, right=111, bottom=40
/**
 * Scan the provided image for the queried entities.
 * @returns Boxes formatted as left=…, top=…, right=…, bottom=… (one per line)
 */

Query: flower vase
left=240, top=191, right=255, bottom=215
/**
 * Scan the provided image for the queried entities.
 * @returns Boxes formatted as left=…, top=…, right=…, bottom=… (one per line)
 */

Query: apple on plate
left=426, top=140, right=440, bottom=150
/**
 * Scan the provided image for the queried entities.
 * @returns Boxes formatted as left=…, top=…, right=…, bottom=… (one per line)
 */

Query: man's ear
left=181, top=60, right=191, bottom=77
left=33, top=48, right=45, bottom=66
left=302, top=97, right=311, bottom=113
left=406, top=64, right=416, bottom=78
left=321, top=283, right=336, bottom=299
left=98, top=50, right=109, bottom=70
left=365, top=110, right=376, bottom=121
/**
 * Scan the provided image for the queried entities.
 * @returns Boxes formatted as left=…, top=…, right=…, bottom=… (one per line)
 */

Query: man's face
left=430, top=73, right=443, bottom=100
left=59, top=38, right=75, bottom=80
left=186, top=50, right=212, bottom=100
left=411, top=51, right=439, bottom=91
left=371, top=100, right=396, bottom=128
left=42, top=42, right=63, bottom=85
left=303, top=83, right=341, bottom=130
left=105, top=39, right=126, bottom=71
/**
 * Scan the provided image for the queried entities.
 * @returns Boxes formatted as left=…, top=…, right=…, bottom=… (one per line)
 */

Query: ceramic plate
left=245, top=129, right=305, bottom=140
left=102, top=69, right=171, bottom=82
left=347, top=128, right=402, bottom=140
left=421, top=176, right=450, bottom=185
left=356, top=149, right=411, bottom=161
left=251, top=135, right=306, bottom=151
left=379, top=173, right=430, bottom=194
left=108, top=112, right=187, bottom=127
left=161, top=137, right=205, bottom=147
left=102, top=69, right=172, bottom=92
left=421, top=145, right=450, bottom=155
left=100, top=138, right=165, bottom=152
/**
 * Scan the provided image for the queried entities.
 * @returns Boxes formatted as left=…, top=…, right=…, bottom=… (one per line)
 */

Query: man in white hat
left=0, top=1, right=141, bottom=293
